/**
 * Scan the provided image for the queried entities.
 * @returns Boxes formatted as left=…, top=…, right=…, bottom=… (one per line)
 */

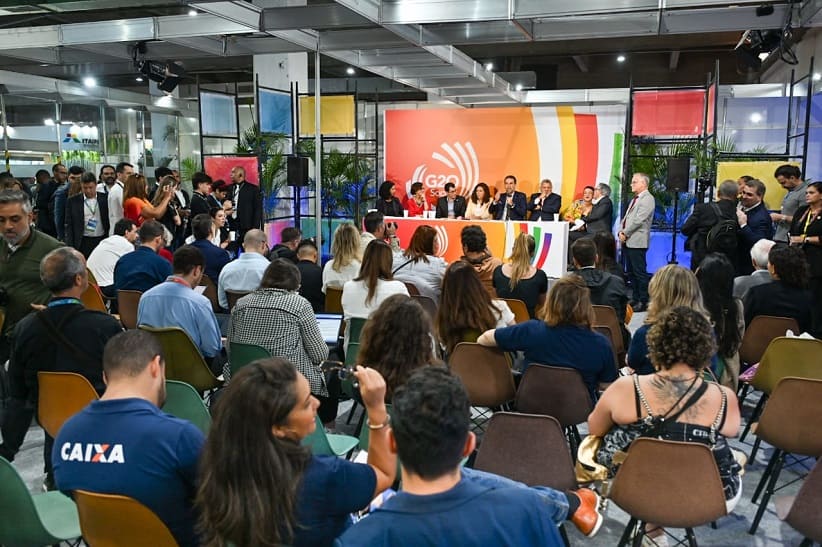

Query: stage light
left=83, top=76, right=97, bottom=87
left=133, top=41, right=186, bottom=94
left=617, top=55, right=626, bottom=63
left=346, top=67, right=355, bottom=75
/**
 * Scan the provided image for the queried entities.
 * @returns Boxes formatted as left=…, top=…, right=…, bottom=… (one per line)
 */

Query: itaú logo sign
left=408, top=141, right=479, bottom=197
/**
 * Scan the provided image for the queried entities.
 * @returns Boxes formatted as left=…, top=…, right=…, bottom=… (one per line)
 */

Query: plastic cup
left=403, top=210, right=409, bottom=217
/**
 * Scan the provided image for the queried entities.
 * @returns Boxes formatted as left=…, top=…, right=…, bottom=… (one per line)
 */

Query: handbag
left=575, top=435, right=609, bottom=484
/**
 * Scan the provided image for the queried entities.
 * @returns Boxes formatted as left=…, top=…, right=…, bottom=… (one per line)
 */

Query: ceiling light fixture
left=485, top=62, right=494, bottom=71
left=346, top=67, right=355, bottom=75
left=188, top=9, right=197, bottom=16
left=43, top=118, right=54, bottom=126
left=515, top=83, right=523, bottom=91
left=136, top=76, right=144, bottom=82
left=814, top=73, right=821, bottom=81
left=617, top=55, right=626, bottom=63
left=83, top=76, right=97, bottom=87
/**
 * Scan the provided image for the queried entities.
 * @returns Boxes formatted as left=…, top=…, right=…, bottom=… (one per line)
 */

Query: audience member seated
left=113, top=220, right=172, bottom=293
left=336, top=367, right=603, bottom=546
left=87, top=219, right=137, bottom=300
left=296, top=240, right=324, bottom=312
left=593, top=231, right=624, bottom=280
left=137, top=245, right=223, bottom=374
left=217, top=229, right=269, bottom=309
left=743, top=244, right=814, bottom=334
left=493, top=233, right=548, bottom=318
left=465, top=182, right=493, bottom=220
left=572, top=238, right=630, bottom=347
left=122, top=173, right=172, bottom=227
left=361, top=211, right=400, bottom=254
left=269, top=226, right=301, bottom=263
left=53, top=330, right=205, bottom=547
left=197, top=358, right=396, bottom=547
left=189, top=213, right=230, bottom=282
left=588, top=307, right=742, bottom=544
left=627, top=265, right=709, bottom=376
left=696, top=253, right=744, bottom=390
left=375, top=180, right=404, bottom=218
left=228, top=259, right=334, bottom=421
left=342, top=240, right=409, bottom=351
left=357, top=295, right=439, bottom=399
left=0, top=247, right=122, bottom=489
left=733, top=238, right=775, bottom=299
left=478, top=275, right=616, bottom=400
left=322, top=223, right=362, bottom=293
left=436, top=261, right=515, bottom=356
left=392, top=225, right=448, bottom=302
left=460, top=225, right=502, bottom=297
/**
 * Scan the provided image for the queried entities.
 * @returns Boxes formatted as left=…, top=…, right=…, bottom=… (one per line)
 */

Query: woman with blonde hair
left=492, top=233, right=548, bottom=318
left=122, top=173, right=172, bottom=226
left=322, top=223, right=362, bottom=292
left=627, top=264, right=709, bottom=375
left=391, top=224, right=448, bottom=302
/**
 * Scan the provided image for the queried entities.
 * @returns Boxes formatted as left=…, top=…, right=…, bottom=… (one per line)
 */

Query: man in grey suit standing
left=618, top=173, right=656, bottom=312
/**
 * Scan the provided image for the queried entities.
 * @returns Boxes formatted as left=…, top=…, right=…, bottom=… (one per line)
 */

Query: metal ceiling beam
left=261, top=4, right=372, bottom=31
left=320, top=28, right=407, bottom=51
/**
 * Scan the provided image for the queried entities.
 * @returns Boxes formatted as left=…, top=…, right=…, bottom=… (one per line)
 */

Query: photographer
left=360, top=211, right=400, bottom=255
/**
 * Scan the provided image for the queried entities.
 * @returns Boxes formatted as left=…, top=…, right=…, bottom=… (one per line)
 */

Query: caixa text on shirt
left=60, top=442, right=125, bottom=463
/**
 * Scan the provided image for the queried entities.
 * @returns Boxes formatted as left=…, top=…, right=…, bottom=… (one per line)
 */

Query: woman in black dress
left=789, top=180, right=822, bottom=335
left=375, top=181, right=404, bottom=217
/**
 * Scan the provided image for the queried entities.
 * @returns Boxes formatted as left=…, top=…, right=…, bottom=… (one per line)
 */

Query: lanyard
left=84, top=198, right=98, bottom=216
left=802, top=209, right=818, bottom=236
left=165, top=275, right=191, bottom=288
left=49, top=297, right=81, bottom=307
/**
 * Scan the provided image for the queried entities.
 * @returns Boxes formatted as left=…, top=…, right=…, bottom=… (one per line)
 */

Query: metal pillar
left=314, top=50, right=322, bottom=255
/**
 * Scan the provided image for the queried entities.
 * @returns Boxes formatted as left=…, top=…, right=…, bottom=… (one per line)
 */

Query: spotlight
left=83, top=76, right=97, bottom=87
left=188, top=8, right=197, bottom=16
left=485, top=62, right=494, bottom=71
left=617, top=55, right=626, bottom=63
left=756, top=4, right=775, bottom=17
left=346, top=67, right=355, bottom=75
left=132, top=42, right=186, bottom=94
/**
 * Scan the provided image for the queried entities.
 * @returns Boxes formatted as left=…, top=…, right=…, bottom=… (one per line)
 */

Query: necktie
left=622, top=196, right=638, bottom=229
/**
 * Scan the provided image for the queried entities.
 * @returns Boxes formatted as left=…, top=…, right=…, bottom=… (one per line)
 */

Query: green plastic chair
left=228, top=342, right=271, bottom=377
left=138, top=326, right=223, bottom=393
left=161, top=380, right=211, bottom=434
left=0, top=456, right=82, bottom=546
left=302, top=416, right=359, bottom=458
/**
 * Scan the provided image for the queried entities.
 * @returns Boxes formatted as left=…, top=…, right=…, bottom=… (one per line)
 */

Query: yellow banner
left=716, top=160, right=795, bottom=210
left=299, top=95, right=355, bottom=136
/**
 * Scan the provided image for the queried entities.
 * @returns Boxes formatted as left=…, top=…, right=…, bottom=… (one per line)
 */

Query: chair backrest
left=739, top=315, right=800, bottom=366
left=117, top=290, right=142, bottom=329
left=228, top=342, right=271, bottom=376
left=81, top=283, right=108, bottom=312
left=514, top=364, right=593, bottom=428
left=755, top=377, right=822, bottom=457
left=449, top=343, right=515, bottom=407
left=592, top=305, right=624, bottom=354
left=474, top=412, right=576, bottom=491
left=198, top=274, right=221, bottom=313
left=782, top=456, right=822, bottom=542
left=344, top=342, right=360, bottom=367
left=225, top=290, right=250, bottom=312
left=411, top=294, right=438, bottom=323
left=161, top=380, right=211, bottom=434
left=592, top=325, right=621, bottom=373
left=302, top=415, right=336, bottom=456
left=0, top=456, right=71, bottom=545
left=751, top=336, right=822, bottom=393
left=37, top=371, right=99, bottom=438
left=325, top=287, right=343, bottom=313
left=348, top=317, right=368, bottom=346
left=609, top=437, right=727, bottom=528
left=403, top=281, right=421, bottom=296
left=501, top=298, right=530, bottom=324
left=73, top=490, right=178, bottom=547
left=138, top=326, right=222, bottom=393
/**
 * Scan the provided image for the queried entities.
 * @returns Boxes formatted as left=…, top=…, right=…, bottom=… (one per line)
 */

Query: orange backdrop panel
left=390, top=218, right=507, bottom=264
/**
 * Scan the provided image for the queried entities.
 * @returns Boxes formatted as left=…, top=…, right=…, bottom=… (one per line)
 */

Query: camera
left=385, top=221, right=397, bottom=230
left=320, top=360, right=356, bottom=381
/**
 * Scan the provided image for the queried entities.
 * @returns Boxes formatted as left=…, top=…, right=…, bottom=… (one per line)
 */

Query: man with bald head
left=230, top=165, right=262, bottom=242
left=0, top=246, right=122, bottom=489
left=217, top=228, right=270, bottom=309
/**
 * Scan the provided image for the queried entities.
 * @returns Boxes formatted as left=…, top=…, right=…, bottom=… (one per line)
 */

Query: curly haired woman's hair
left=330, top=223, right=361, bottom=273
left=768, top=244, right=809, bottom=289
left=197, top=358, right=311, bottom=547
left=696, top=253, right=741, bottom=358
left=540, top=275, right=593, bottom=328
left=646, top=264, right=708, bottom=324
left=436, top=261, right=498, bottom=355
left=357, top=294, right=437, bottom=398
left=506, top=233, right=535, bottom=290
left=470, top=182, right=491, bottom=205
left=403, top=225, right=436, bottom=264
left=647, top=306, right=717, bottom=371
left=355, top=240, right=394, bottom=306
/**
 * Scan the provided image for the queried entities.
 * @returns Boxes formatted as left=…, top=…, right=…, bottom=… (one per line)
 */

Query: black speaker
left=287, top=156, right=309, bottom=187
left=666, top=157, right=690, bottom=192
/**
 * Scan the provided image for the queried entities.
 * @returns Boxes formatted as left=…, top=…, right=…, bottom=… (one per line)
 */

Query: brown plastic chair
left=514, top=364, right=594, bottom=456
left=737, top=315, right=800, bottom=404
left=748, top=377, right=822, bottom=535
left=225, top=289, right=250, bottom=312
left=609, top=437, right=727, bottom=546
left=449, top=343, right=515, bottom=427
left=775, top=456, right=822, bottom=545
left=592, top=325, right=622, bottom=374
left=80, top=283, right=108, bottom=312
left=198, top=274, right=221, bottom=313
left=592, top=305, right=625, bottom=363
left=138, top=326, right=223, bottom=393
left=37, top=372, right=99, bottom=438
left=324, top=287, right=343, bottom=313
left=403, top=282, right=421, bottom=296
left=411, top=294, right=437, bottom=323
left=501, top=298, right=530, bottom=324
left=74, top=490, right=178, bottom=547
left=116, top=290, right=142, bottom=329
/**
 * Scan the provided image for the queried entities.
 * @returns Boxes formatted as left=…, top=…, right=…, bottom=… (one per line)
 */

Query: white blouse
left=466, top=200, right=493, bottom=220
left=322, top=259, right=362, bottom=293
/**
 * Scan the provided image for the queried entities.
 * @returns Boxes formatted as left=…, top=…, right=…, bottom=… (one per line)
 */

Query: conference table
left=386, top=216, right=569, bottom=278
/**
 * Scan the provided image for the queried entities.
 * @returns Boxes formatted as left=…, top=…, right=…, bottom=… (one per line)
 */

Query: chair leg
left=685, top=528, right=697, bottom=547
left=631, top=521, right=645, bottom=547
left=617, top=517, right=637, bottom=547
left=737, top=383, right=750, bottom=407
left=345, top=401, right=359, bottom=425
left=752, top=449, right=781, bottom=503
left=799, top=538, right=813, bottom=547
left=749, top=450, right=785, bottom=535
left=749, top=436, right=763, bottom=462
left=559, top=524, right=570, bottom=547
left=740, top=395, right=767, bottom=443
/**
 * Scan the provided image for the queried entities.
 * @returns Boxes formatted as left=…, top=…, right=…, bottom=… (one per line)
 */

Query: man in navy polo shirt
left=53, top=330, right=204, bottom=547
left=113, top=219, right=172, bottom=293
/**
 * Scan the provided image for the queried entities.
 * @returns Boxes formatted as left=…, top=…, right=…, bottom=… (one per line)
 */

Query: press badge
left=85, top=218, right=98, bottom=234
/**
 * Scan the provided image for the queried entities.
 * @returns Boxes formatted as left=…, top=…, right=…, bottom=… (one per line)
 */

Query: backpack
left=705, top=203, right=738, bottom=254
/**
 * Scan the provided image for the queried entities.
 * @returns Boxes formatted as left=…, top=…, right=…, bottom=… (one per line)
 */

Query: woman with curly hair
left=589, top=306, right=743, bottom=542
left=322, top=223, right=362, bottom=292
left=465, top=182, right=493, bottom=220
left=356, top=294, right=440, bottom=399
left=391, top=224, right=448, bottom=302
left=492, top=232, right=548, bottom=318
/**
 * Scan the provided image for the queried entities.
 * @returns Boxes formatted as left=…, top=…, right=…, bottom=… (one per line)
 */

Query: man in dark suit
left=681, top=179, right=739, bottom=270
left=35, top=164, right=66, bottom=238
left=435, top=182, right=467, bottom=219
left=582, top=183, right=614, bottom=234
left=527, top=179, right=562, bottom=221
left=736, top=178, right=774, bottom=276
left=295, top=239, right=324, bottom=312
left=65, top=173, right=110, bottom=257
left=492, top=175, right=527, bottom=221
left=231, top=166, right=262, bottom=242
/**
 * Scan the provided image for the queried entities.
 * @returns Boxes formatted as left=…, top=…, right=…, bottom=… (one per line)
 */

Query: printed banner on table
left=203, top=156, right=259, bottom=186
left=384, top=105, right=626, bottom=216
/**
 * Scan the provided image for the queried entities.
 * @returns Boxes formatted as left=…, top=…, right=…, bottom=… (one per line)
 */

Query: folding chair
left=500, top=298, right=530, bottom=324
left=74, top=490, right=178, bottom=547
left=302, top=416, right=358, bottom=458
left=325, top=287, right=343, bottom=314
left=225, top=289, right=250, bottom=312
left=138, top=326, right=223, bottom=393
left=737, top=315, right=800, bottom=404
left=449, top=342, right=515, bottom=430
left=775, top=456, right=822, bottom=545
left=80, top=282, right=108, bottom=312
left=411, top=294, right=438, bottom=323
left=228, top=341, right=271, bottom=377
left=161, top=380, right=211, bottom=434
left=198, top=274, right=221, bottom=313
left=593, top=304, right=626, bottom=365
left=37, top=371, right=99, bottom=438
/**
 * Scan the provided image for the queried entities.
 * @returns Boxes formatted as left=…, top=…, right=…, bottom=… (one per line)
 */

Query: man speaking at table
left=492, top=175, right=527, bottom=221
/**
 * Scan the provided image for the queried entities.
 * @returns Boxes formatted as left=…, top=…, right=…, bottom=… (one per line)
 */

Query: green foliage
left=233, top=123, right=290, bottom=201
left=180, top=157, right=199, bottom=183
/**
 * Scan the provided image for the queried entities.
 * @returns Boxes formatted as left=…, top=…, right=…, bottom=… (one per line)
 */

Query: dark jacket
left=576, top=266, right=630, bottom=347
left=376, top=198, right=404, bottom=218
left=435, top=196, right=467, bottom=219
left=190, top=239, right=231, bottom=282
left=681, top=198, right=738, bottom=270
left=49, top=183, right=70, bottom=241
left=65, top=192, right=110, bottom=251
left=297, top=260, right=324, bottom=312
left=582, top=197, right=613, bottom=234
left=527, top=193, right=562, bottom=221
left=737, top=202, right=774, bottom=275
left=35, top=179, right=58, bottom=237
left=234, top=182, right=262, bottom=237
left=790, top=205, right=822, bottom=279
left=743, top=280, right=814, bottom=334
left=269, top=244, right=298, bottom=264
left=492, top=191, right=528, bottom=221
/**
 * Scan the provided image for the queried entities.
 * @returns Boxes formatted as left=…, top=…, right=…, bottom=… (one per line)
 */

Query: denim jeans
left=460, top=467, right=570, bottom=523
left=624, top=246, right=650, bottom=304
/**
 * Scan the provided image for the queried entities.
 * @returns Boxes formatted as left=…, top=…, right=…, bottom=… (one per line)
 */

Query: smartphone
left=320, top=360, right=356, bottom=380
